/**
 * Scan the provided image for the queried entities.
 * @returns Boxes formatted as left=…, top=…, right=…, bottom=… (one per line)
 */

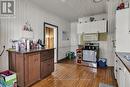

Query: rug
left=99, top=83, right=114, bottom=87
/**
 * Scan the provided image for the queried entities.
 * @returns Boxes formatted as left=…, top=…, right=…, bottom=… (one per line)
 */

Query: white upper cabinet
left=116, top=8, right=130, bottom=52
left=77, top=20, right=107, bottom=34
left=77, top=22, right=91, bottom=33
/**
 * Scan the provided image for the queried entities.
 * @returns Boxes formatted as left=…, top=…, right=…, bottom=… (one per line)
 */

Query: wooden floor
left=32, top=59, right=118, bottom=87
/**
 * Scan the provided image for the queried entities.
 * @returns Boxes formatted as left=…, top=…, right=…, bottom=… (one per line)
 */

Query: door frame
left=43, top=22, right=58, bottom=63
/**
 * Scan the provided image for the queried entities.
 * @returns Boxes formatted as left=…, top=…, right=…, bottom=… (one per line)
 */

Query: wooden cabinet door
left=41, top=59, right=54, bottom=78
left=48, top=59, right=54, bottom=73
left=41, top=60, right=50, bottom=78
left=25, top=53, right=40, bottom=86
left=8, top=52, right=16, bottom=71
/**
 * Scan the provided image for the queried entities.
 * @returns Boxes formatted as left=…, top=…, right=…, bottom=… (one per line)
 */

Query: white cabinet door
left=77, top=20, right=106, bottom=34
left=114, top=56, right=118, bottom=79
left=125, top=68, right=130, bottom=87
left=116, top=57, right=125, bottom=87
left=96, top=20, right=107, bottom=33
left=90, top=21, right=98, bottom=33
left=90, top=20, right=106, bottom=33
left=84, top=22, right=92, bottom=33
left=116, top=8, right=130, bottom=52
left=77, top=23, right=85, bottom=33
left=118, top=67, right=125, bottom=87
left=77, top=23, right=91, bottom=33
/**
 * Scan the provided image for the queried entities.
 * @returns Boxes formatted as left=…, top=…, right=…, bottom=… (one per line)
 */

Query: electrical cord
left=0, top=46, right=5, bottom=56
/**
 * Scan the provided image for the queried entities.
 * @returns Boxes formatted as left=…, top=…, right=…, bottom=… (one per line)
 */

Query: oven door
left=83, top=50, right=97, bottom=62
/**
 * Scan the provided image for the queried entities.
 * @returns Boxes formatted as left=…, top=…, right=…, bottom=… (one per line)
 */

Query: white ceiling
left=31, top=0, right=107, bottom=22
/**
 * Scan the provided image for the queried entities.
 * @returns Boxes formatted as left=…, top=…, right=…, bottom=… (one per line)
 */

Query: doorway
left=44, top=22, right=58, bottom=63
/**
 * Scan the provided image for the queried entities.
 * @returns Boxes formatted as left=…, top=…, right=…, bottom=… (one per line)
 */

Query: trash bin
left=98, top=58, right=107, bottom=68
left=66, top=51, right=75, bottom=60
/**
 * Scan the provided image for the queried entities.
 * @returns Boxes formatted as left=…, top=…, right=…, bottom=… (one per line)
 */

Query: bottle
left=15, top=42, right=19, bottom=51
left=27, top=40, right=30, bottom=50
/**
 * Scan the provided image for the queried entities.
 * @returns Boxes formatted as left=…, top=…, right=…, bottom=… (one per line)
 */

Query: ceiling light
left=61, top=0, right=66, bottom=2
left=93, top=0, right=103, bottom=3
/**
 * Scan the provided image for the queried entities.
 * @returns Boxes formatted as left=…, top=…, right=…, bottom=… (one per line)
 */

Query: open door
left=44, top=22, right=58, bottom=63
left=45, top=27, right=54, bottom=48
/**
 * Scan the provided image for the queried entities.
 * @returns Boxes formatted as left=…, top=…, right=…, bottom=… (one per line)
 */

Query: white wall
left=70, top=22, right=78, bottom=54
left=0, top=0, right=71, bottom=71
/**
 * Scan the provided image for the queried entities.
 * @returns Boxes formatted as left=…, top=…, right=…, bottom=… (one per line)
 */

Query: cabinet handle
left=116, top=70, right=117, bottom=72
left=119, top=68, right=122, bottom=70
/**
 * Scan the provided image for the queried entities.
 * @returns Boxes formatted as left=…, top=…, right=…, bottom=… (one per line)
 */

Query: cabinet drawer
left=40, top=50, right=54, bottom=61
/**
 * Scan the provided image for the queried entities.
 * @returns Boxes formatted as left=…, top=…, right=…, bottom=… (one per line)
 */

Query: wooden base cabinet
left=8, top=49, right=54, bottom=87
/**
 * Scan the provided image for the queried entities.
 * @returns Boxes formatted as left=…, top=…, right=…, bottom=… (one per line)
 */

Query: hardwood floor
left=32, top=59, right=118, bottom=87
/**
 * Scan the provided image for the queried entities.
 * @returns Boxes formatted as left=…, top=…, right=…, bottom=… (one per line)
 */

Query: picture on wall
left=62, top=31, right=69, bottom=40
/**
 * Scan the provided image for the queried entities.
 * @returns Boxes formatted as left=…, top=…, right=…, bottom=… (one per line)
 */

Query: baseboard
left=57, top=57, right=67, bottom=63
left=107, top=66, right=114, bottom=68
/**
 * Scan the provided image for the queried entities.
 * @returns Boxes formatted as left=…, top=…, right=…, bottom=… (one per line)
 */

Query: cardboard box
left=0, top=70, right=17, bottom=87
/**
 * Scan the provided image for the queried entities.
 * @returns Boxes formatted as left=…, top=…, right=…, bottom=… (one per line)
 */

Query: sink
left=124, top=55, right=130, bottom=61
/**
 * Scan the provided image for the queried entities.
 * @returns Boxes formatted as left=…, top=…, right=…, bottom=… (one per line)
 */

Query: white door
left=54, top=27, right=57, bottom=63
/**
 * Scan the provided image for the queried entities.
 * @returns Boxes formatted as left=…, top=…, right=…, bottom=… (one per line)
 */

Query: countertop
left=7, top=48, right=55, bottom=54
left=116, top=52, right=130, bottom=73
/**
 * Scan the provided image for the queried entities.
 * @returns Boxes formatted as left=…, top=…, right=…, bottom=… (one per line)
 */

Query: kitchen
left=0, top=0, right=130, bottom=87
